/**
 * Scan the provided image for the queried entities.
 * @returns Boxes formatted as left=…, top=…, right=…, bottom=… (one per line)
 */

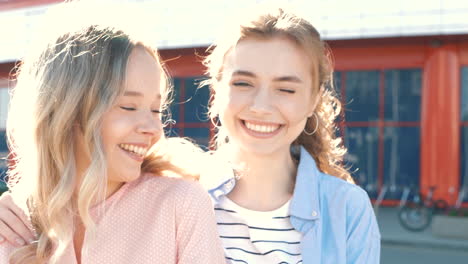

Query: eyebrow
left=124, top=91, right=162, bottom=99
left=232, top=70, right=303, bottom=83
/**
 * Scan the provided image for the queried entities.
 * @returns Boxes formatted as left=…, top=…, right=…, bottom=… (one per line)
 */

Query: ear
left=307, top=88, right=324, bottom=117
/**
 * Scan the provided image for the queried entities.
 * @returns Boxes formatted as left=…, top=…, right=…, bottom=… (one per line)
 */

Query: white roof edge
left=1, top=0, right=468, bottom=63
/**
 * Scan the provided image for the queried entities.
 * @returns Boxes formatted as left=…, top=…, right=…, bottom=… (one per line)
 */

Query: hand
left=0, top=194, right=34, bottom=247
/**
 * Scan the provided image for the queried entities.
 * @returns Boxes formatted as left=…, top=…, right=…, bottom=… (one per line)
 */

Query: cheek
left=282, top=100, right=310, bottom=124
left=216, top=87, right=243, bottom=116
left=150, top=124, right=163, bottom=146
left=100, top=114, right=133, bottom=147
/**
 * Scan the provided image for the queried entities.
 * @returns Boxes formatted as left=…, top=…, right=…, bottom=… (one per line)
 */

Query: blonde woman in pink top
left=0, top=3, right=225, bottom=264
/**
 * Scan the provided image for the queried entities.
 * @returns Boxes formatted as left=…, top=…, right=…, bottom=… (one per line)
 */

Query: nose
left=136, top=111, right=162, bottom=136
left=249, top=86, right=273, bottom=114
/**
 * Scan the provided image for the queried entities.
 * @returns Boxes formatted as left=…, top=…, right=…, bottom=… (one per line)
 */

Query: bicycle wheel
left=398, top=203, right=433, bottom=232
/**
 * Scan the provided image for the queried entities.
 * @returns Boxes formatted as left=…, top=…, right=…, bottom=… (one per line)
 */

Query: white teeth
left=137, top=147, right=144, bottom=154
left=244, top=121, right=280, bottom=133
left=119, top=144, right=147, bottom=156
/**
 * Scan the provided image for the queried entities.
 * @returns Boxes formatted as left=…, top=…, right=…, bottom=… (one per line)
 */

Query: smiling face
left=216, top=37, right=320, bottom=157
left=75, top=46, right=163, bottom=194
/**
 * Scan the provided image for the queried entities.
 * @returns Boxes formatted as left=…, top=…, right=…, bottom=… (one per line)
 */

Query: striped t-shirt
left=215, top=196, right=303, bottom=264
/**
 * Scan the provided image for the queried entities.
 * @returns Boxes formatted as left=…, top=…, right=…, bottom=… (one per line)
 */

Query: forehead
left=125, top=46, right=163, bottom=95
left=223, top=37, right=312, bottom=78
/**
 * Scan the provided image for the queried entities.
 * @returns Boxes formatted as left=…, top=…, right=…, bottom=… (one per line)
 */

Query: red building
left=0, top=0, right=467, bottom=206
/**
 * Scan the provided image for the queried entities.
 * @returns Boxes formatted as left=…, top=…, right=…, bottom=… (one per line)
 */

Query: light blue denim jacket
left=207, top=146, right=381, bottom=264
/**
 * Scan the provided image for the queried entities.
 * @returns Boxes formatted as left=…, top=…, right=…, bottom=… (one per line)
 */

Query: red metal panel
left=421, top=45, right=460, bottom=204
left=459, top=43, right=468, bottom=65
left=160, top=48, right=207, bottom=78
left=332, top=45, right=426, bottom=71
left=172, top=123, right=211, bottom=128
left=0, top=62, right=16, bottom=79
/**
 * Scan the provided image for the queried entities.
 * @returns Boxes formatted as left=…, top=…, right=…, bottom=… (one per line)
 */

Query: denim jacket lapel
left=290, top=146, right=322, bottom=263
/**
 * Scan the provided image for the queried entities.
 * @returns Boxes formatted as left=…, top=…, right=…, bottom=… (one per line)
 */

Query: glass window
left=384, top=69, right=422, bottom=122
left=333, top=71, right=342, bottom=97
left=383, top=127, right=420, bottom=199
left=461, top=130, right=468, bottom=204
left=0, top=130, right=7, bottom=194
left=461, top=67, right=468, bottom=202
left=183, top=78, right=210, bottom=123
left=166, top=127, right=180, bottom=138
left=0, top=131, right=6, bottom=153
left=345, top=71, right=380, bottom=122
left=0, top=88, right=9, bottom=130
left=169, top=77, right=211, bottom=149
left=183, top=127, right=210, bottom=150
left=333, top=71, right=344, bottom=123
left=340, top=68, right=422, bottom=200
left=0, top=166, right=7, bottom=195
left=345, top=127, right=379, bottom=198
left=169, top=78, right=181, bottom=122
left=461, top=127, right=468, bottom=186
left=461, top=67, right=468, bottom=122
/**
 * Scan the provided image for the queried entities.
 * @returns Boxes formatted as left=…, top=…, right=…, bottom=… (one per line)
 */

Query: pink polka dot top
left=0, top=174, right=226, bottom=263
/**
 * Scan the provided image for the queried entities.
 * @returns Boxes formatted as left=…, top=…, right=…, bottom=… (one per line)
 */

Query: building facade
left=0, top=0, right=467, bottom=206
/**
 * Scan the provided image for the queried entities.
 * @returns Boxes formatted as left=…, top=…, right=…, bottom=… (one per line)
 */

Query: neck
left=106, top=180, right=124, bottom=199
left=227, top=145, right=297, bottom=211
left=74, top=167, right=123, bottom=206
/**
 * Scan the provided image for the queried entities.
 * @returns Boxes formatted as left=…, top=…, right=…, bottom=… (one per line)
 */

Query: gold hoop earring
left=303, top=113, right=319, bottom=135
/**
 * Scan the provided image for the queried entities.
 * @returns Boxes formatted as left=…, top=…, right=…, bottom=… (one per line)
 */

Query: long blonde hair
left=203, top=7, right=353, bottom=183
left=6, top=14, right=200, bottom=264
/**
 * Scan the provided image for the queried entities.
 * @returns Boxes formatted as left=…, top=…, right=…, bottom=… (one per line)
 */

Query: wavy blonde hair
left=203, top=7, right=353, bottom=183
left=6, top=15, right=201, bottom=264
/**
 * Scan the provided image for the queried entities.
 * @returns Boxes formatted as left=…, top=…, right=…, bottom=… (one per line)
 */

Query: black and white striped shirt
left=215, top=196, right=303, bottom=264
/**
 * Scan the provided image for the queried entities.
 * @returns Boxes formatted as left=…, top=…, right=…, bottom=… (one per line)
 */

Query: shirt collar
left=208, top=177, right=236, bottom=200
left=201, top=151, right=237, bottom=199
left=204, top=156, right=237, bottom=201
left=290, top=146, right=321, bottom=221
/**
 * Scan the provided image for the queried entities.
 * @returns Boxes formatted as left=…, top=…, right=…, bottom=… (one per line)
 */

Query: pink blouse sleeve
left=175, top=181, right=226, bottom=264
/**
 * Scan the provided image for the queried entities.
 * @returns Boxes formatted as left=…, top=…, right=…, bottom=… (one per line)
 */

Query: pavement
left=375, top=206, right=468, bottom=250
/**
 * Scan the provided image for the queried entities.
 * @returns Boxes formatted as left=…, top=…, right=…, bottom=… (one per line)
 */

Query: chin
left=126, top=171, right=142, bottom=182
left=240, top=143, right=281, bottom=156
left=115, top=169, right=142, bottom=183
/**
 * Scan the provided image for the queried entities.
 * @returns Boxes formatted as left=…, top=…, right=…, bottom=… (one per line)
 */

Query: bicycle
left=398, top=186, right=448, bottom=232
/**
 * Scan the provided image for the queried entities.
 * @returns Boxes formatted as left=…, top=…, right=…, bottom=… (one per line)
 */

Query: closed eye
left=120, top=106, right=136, bottom=111
left=279, top=88, right=295, bottom=94
left=232, top=81, right=252, bottom=87
left=152, top=110, right=162, bottom=114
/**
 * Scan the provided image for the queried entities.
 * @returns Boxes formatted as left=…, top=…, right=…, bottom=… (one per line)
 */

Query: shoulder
left=319, top=173, right=380, bottom=236
left=135, top=175, right=215, bottom=227
left=318, top=173, right=370, bottom=203
left=134, top=174, right=210, bottom=202
left=318, top=173, right=376, bottom=221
